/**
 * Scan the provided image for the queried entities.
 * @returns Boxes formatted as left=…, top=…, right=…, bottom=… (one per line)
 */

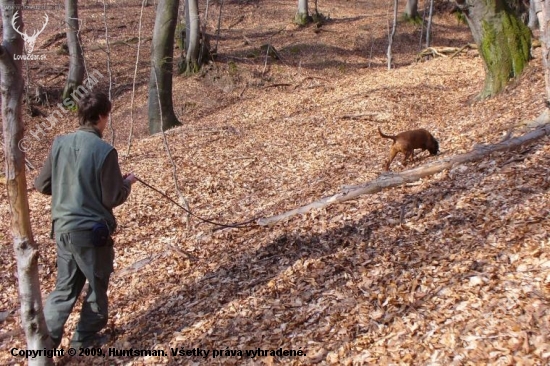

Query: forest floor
left=2, top=0, right=550, bottom=365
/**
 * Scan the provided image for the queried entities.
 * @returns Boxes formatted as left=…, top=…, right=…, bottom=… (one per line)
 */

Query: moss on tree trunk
left=294, top=12, right=311, bottom=26
left=295, top=0, right=311, bottom=25
left=180, top=0, right=202, bottom=76
left=478, top=12, right=531, bottom=98
left=456, top=0, right=531, bottom=99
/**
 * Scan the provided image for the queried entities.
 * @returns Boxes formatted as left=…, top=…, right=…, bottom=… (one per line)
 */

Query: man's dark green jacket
left=35, top=126, right=132, bottom=234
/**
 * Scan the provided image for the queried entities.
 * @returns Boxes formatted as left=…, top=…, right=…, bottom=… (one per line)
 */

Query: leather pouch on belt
left=91, top=222, right=110, bottom=247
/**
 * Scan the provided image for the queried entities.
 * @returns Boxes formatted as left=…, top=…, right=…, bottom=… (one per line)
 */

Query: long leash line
left=134, top=176, right=258, bottom=230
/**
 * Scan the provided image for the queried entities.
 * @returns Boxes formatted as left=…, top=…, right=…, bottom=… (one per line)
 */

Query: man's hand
left=123, top=173, right=138, bottom=185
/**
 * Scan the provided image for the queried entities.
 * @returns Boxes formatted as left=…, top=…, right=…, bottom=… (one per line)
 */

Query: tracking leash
left=135, top=176, right=259, bottom=230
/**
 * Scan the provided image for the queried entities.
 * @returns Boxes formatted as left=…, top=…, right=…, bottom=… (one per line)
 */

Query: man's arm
left=34, top=153, right=53, bottom=195
left=101, top=149, right=133, bottom=208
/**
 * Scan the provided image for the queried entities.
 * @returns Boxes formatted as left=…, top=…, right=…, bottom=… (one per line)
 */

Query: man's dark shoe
left=70, top=333, right=110, bottom=349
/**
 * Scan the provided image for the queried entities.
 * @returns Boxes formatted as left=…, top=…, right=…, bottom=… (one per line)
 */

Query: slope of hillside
left=1, top=1, right=550, bottom=365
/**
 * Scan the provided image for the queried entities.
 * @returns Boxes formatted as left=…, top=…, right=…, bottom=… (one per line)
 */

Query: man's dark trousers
left=44, top=231, right=114, bottom=347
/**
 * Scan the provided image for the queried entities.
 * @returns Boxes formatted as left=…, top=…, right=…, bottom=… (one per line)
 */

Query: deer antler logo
left=12, top=11, right=49, bottom=55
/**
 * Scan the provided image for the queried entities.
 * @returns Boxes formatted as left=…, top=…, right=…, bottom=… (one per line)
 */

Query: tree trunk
left=536, top=0, right=550, bottom=125
left=148, top=0, right=181, bottom=134
left=387, top=0, right=398, bottom=69
left=541, top=0, right=550, bottom=102
left=455, top=0, right=531, bottom=99
left=182, top=0, right=201, bottom=74
left=529, top=0, right=543, bottom=30
left=405, top=0, right=419, bottom=20
left=0, top=2, right=54, bottom=364
left=295, top=0, right=311, bottom=25
left=62, top=0, right=85, bottom=101
left=313, top=0, right=319, bottom=17
left=425, top=0, right=434, bottom=47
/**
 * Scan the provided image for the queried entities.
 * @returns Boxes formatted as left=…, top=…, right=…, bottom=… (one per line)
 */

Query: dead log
left=256, top=124, right=550, bottom=226
left=416, top=44, right=476, bottom=61
left=263, top=83, right=292, bottom=89
left=340, top=113, right=378, bottom=120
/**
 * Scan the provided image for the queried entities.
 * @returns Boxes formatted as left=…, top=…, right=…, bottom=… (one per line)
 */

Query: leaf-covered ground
left=2, top=0, right=550, bottom=365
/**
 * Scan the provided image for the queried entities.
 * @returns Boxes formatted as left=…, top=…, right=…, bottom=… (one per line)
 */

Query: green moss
left=312, top=11, right=327, bottom=24
left=401, top=13, right=422, bottom=25
left=246, top=49, right=260, bottom=58
left=338, top=63, right=347, bottom=73
left=480, top=20, right=498, bottom=68
left=177, top=59, right=200, bottom=76
left=501, top=11, right=531, bottom=76
left=66, top=103, right=78, bottom=112
left=189, top=61, right=200, bottom=74
left=479, top=20, right=506, bottom=98
left=228, top=61, right=238, bottom=75
left=454, top=10, right=467, bottom=25
left=478, top=8, right=531, bottom=99
left=294, top=12, right=312, bottom=26
left=57, top=43, right=69, bottom=55
left=175, top=22, right=186, bottom=50
left=289, top=45, right=301, bottom=54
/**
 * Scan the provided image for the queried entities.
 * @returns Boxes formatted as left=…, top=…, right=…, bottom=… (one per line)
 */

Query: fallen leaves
left=1, top=1, right=550, bottom=365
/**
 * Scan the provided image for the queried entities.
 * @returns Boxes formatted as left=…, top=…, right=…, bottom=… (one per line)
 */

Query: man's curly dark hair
left=77, top=91, right=112, bottom=127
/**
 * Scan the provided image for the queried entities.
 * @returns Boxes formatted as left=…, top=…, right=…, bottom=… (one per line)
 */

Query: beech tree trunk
left=529, top=0, right=543, bottom=30
left=425, top=0, right=434, bottom=47
left=540, top=1, right=550, bottom=103
left=454, top=0, right=531, bottom=99
left=182, top=0, right=200, bottom=74
left=148, top=0, right=182, bottom=133
left=0, top=1, right=54, bottom=364
left=534, top=0, right=550, bottom=124
left=405, top=0, right=419, bottom=20
left=295, top=0, right=311, bottom=25
left=387, top=0, right=398, bottom=69
left=62, top=0, right=85, bottom=100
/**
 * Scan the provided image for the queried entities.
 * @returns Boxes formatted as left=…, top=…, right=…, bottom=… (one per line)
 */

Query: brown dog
left=378, top=126, right=439, bottom=171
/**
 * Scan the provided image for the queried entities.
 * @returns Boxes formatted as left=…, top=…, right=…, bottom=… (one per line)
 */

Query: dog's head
left=428, top=137, right=439, bottom=155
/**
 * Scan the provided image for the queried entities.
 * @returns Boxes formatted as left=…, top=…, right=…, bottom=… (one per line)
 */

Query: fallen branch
left=229, top=15, right=244, bottom=29
left=450, top=43, right=476, bottom=58
left=417, top=44, right=476, bottom=61
left=41, top=32, right=66, bottom=49
left=263, top=83, right=291, bottom=89
left=341, top=113, right=378, bottom=120
left=293, top=76, right=329, bottom=90
left=256, top=123, right=550, bottom=226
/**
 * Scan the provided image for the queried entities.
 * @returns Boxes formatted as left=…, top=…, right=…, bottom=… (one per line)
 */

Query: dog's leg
left=408, top=149, right=417, bottom=165
left=385, top=146, right=398, bottom=171
left=402, top=150, right=412, bottom=166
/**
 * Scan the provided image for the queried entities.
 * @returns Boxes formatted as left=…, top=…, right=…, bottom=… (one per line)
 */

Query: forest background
left=2, top=0, right=550, bottom=365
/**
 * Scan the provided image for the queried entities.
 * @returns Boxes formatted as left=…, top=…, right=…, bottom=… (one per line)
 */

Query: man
left=35, top=91, right=137, bottom=349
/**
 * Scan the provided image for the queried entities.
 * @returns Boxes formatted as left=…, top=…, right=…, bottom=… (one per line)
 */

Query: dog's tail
left=378, top=126, right=396, bottom=141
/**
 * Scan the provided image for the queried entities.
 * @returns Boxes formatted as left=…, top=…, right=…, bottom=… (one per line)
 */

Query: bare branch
left=101, top=0, right=115, bottom=145
left=152, top=63, right=190, bottom=226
